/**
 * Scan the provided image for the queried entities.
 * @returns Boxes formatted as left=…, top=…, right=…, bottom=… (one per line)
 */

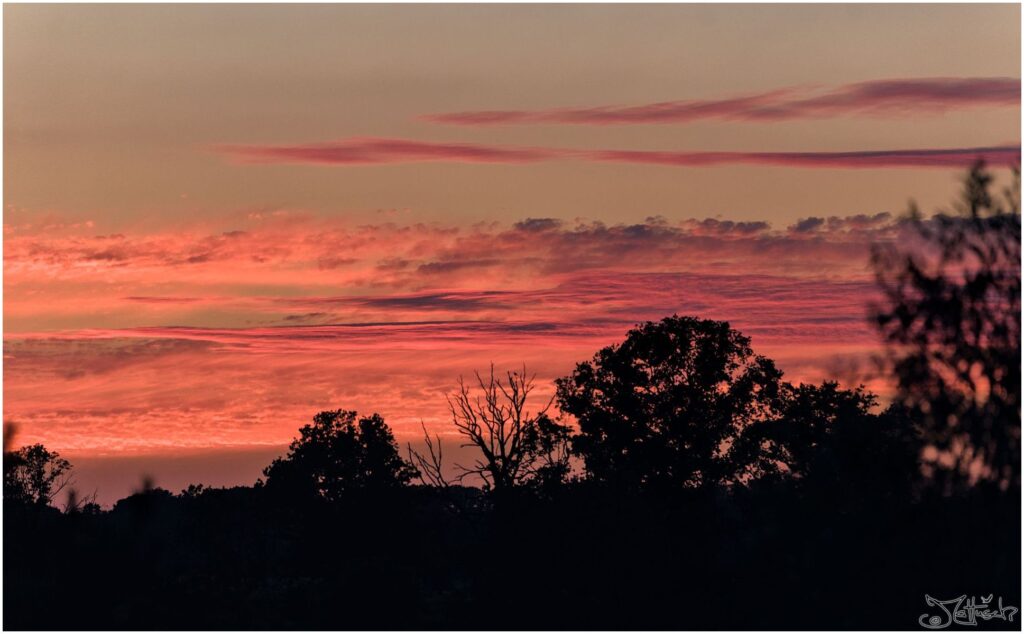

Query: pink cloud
left=5, top=211, right=917, bottom=473
left=5, top=212, right=898, bottom=327
left=5, top=272, right=884, bottom=456
left=423, top=76, right=1021, bottom=126
left=213, top=137, right=1021, bottom=170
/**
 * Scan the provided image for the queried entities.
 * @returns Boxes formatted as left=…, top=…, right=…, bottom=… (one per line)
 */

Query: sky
left=4, top=3, right=1021, bottom=505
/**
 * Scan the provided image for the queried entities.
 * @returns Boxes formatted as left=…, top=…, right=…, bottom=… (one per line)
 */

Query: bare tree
left=446, top=364, right=570, bottom=493
left=407, top=421, right=451, bottom=488
left=62, top=487, right=99, bottom=514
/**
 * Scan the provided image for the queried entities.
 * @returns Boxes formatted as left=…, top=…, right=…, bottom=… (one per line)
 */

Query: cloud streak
left=215, top=137, right=1020, bottom=170
left=216, top=137, right=558, bottom=165
left=423, top=76, right=1021, bottom=126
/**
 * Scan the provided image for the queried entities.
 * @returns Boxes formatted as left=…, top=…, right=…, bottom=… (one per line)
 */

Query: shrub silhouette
left=556, top=315, right=784, bottom=490
left=872, top=161, right=1021, bottom=493
left=263, top=410, right=417, bottom=501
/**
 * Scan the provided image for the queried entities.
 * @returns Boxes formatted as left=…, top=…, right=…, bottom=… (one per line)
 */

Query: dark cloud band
left=216, top=137, right=1020, bottom=170
left=423, top=77, right=1021, bottom=126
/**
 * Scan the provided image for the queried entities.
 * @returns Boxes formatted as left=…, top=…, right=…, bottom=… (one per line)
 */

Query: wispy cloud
left=584, top=145, right=1020, bottom=169
left=214, top=137, right=1021, bottom=170
left=215, top=137, right=558, bottom=165
left=423, top=76, right=1021, bottom=126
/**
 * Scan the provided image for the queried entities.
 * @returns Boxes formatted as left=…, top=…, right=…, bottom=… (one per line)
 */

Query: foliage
left=736, top=382, right=922, bottom=501
left=872, top=162, right=1021, bottom=492
left=263, top=410, right=418, bottom=501
left=4, top=443, right=73, bottom=507
left=556, top=316, right=784, bottom=490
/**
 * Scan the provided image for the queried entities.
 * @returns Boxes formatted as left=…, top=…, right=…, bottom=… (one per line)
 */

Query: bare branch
left=446, top=364, right=571, bottom=493
left=407, top=421, right=450, bottom=488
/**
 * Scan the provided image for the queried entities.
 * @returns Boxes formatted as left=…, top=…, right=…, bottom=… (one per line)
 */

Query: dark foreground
left=5, top=483, right=1020, bottom=630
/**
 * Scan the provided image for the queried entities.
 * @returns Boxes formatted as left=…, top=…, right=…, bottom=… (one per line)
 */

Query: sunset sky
left=4, top=3, right=1021, bottom=504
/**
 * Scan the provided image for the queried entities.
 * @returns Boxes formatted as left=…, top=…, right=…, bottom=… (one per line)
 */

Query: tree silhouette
left=445, top=365, right=572, bottom=492
left=557, top=316, right=783, bottom=490
left=5, top=166, right=1022, bottom=631
left=263, top=410, right=417, bottom=501
left=736, top=381, right=922, bottom=500
left=872, top=161, right=1021, bottom=493
left=4, top=443, right=73, bottom=507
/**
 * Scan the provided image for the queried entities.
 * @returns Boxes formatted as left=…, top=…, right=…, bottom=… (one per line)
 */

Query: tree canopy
left=263, top=409, right=418, bottom=501
left=872, top=162, right=1021, bottom=492
left=556, top=315, right=784, bottom=490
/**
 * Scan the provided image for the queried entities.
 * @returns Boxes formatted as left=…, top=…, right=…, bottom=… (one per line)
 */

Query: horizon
left=4, top=3, right=1021, bottom=507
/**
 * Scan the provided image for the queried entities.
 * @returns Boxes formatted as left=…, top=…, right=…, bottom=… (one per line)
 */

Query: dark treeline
left=4, top=164, right=1021, bottom=630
